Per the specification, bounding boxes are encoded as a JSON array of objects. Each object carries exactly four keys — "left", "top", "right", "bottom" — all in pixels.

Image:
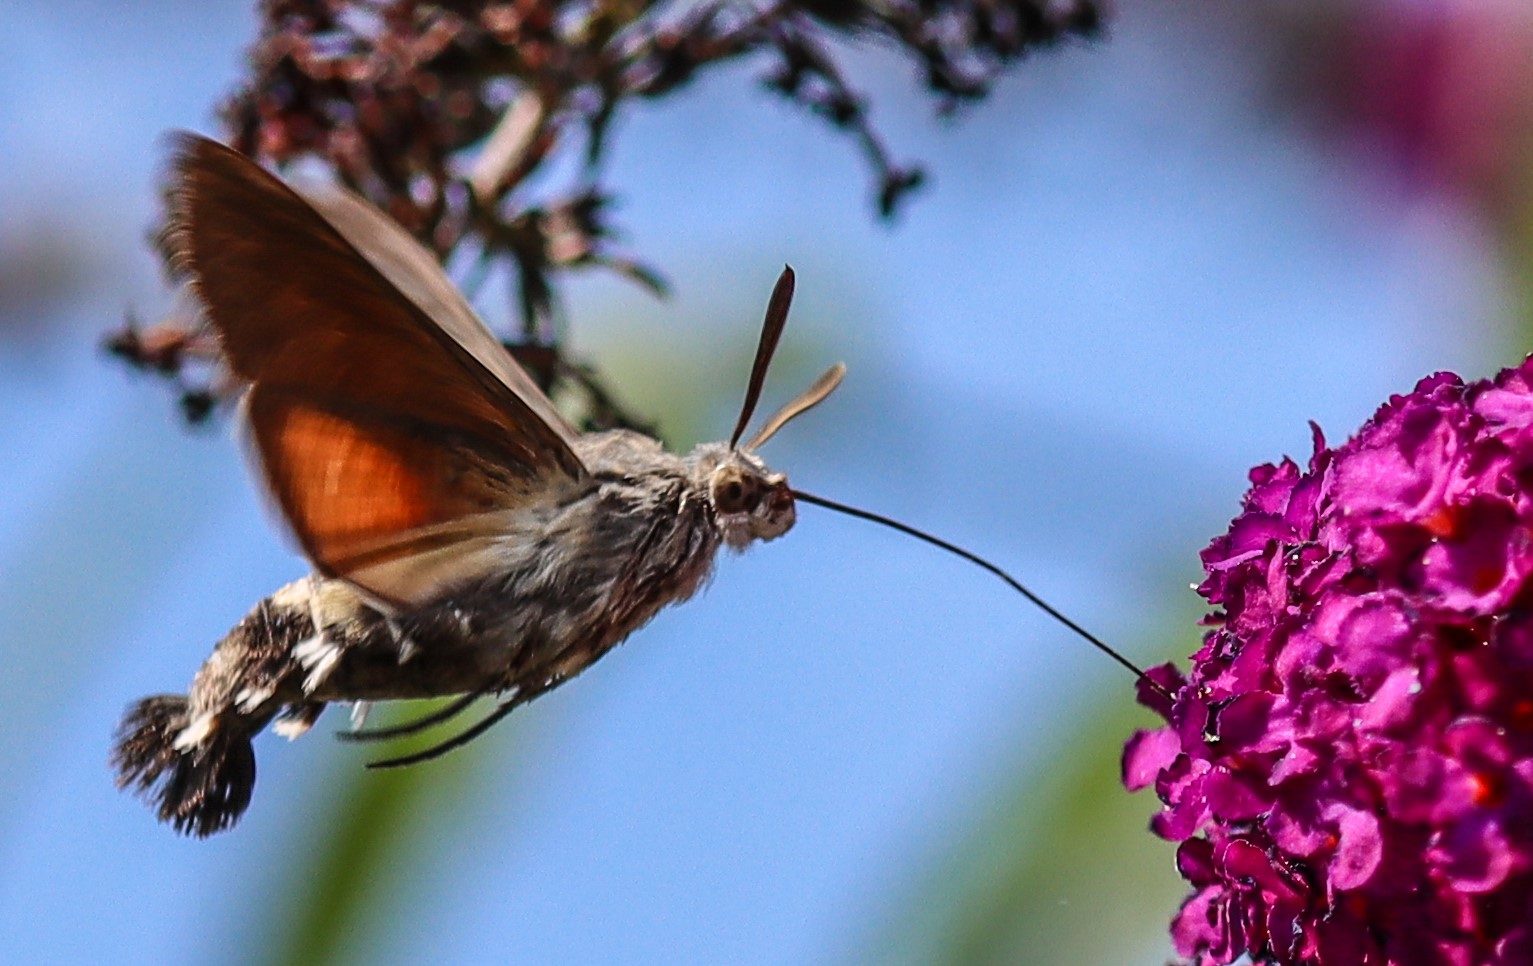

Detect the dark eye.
[{"left": 713, "top": 471, "right": 761, "bottom": 513}]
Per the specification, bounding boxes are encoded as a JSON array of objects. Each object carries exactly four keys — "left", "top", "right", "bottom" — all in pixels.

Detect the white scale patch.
[
  {"left": 294, "top": 632, "right": 343, "bottom": 693},
  {"left": 234, "top": 684, "right": 276, "bottom": 713},
  {"left": 172, "top": 712, "right": 216, "bottom": 751},
  {"left": 272, "top": 714, "right": 312, "bottom": 741}
]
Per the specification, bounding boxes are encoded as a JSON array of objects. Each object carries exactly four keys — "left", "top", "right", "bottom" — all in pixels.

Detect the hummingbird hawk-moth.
[
  {"left": 112, "top": 135, "right": 849, "bottom": 836},
  {"left": 113, "top": 135, "right": 1151, "bottom": 837}
]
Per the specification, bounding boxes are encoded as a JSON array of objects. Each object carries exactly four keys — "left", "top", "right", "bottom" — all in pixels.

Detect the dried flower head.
[
  {"left": 1126, "top": 359, "right": 1533, "bottom": 965},
  {"left": 110, "top": 0, "right": 1102, "bottom": 428}
]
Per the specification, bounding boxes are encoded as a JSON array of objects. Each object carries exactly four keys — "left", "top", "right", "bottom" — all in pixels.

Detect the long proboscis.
[{"left": 791, "top": 489, "right": 1170, "bottom": 700}]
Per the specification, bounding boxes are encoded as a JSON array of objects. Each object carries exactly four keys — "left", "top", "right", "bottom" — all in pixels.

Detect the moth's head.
[
  {"left": 698, "top": 266, "right": 846, "bottom": 549},
  {"left": 690, "top": 445, "right": 795, "bottom": 549}
]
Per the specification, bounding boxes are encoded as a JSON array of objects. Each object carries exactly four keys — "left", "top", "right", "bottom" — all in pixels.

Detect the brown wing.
[
  {"left": 291, "top": 178, "right": 579, "bottom": 442},
  {"left": 167, "top": 134, "right": 587, "bottom": 608}
]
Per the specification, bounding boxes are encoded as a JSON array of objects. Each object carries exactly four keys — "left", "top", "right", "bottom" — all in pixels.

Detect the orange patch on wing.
[
  {"left": 270, "top": 403, "right": 438, "bottom": 542},
  {"left": 246, "top": 390, "right": 507, "bottom": 590}
]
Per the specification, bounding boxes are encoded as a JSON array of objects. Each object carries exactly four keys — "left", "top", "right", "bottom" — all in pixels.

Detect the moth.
[
  {"left": 110, "top": 136, "right": 841, "bottom": 835},
  {"left": 114, "top": 136, "right": 1151, "bottom": 837}
]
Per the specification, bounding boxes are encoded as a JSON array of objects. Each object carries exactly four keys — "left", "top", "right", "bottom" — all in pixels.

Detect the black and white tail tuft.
[{"left": 111, "top": 695, "right": 256, "bottom": 837}]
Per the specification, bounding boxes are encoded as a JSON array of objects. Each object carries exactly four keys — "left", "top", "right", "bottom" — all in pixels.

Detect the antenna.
[
  {"left": 744, "top": 363, "right": 845, "bottom": 451},
  {"left": 730, "top": 266, "right": 795, "bottom": 449}
]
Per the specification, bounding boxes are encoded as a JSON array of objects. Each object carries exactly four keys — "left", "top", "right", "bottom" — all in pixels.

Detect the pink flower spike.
[{"left": 1127, "top": 354, "right": 1533, "bottom": 964}]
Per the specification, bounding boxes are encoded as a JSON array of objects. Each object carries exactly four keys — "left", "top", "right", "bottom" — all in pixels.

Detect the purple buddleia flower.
[{"left": 1126, "top": 359, "right": 1533, "bottom": 966}]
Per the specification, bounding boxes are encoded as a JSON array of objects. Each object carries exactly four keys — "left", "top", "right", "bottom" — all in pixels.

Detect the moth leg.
[
  {"left": 365, "top": 700, "right": 520, "bottom": 768},
  {"left": 365, "top": 681, "right": 557, "bottom": 769},
  {"left": 336, "top": 691, "right": 483, "bottom": 743}
]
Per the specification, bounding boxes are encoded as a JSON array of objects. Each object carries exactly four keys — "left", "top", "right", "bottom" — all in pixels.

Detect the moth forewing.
[
  {"left": 292, "top": 179, "right": 581, "bottom": 445},
  {"left": 169, "top": 135, "right": 588, "bottom": 603}
]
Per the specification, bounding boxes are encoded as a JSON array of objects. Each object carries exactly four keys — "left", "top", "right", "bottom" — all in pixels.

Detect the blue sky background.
[{"left": 0, "top": 2, "right": 1508, "bottom": 964}]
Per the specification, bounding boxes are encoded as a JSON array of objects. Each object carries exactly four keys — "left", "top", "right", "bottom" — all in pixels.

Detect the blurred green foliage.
[{"left": 264, "top": 700, "right": 490, "bottom": 966}]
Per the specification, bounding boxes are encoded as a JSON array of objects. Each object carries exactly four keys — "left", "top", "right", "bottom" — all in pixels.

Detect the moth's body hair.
[{"left": 114, "top": 430, "right": 741, "bottom": 836}]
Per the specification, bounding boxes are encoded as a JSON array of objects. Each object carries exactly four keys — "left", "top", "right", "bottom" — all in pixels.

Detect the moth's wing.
[
  {"left": 168, "top": 134, "right": 587, "bottom": 608},
  {"left": 240, "top": 385, "right": 563, "bottom": 609},
  {"left": 292, "top": 179, "right": 580, "bottom": 442}
]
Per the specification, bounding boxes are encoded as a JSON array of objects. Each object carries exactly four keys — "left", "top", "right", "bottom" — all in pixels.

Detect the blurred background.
[{"left": 2, "top": 0, "right": 1531, "bottom": 963}]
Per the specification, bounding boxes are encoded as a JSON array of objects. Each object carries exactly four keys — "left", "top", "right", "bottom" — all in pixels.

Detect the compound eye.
[{"left": 713, "top": 468, "right": 762, "bottom": 514}]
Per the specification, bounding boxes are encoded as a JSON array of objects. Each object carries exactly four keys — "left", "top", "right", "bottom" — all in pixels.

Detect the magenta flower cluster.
[{"left": 1126, "top": 361, "right": 1533, "bottom": 965}]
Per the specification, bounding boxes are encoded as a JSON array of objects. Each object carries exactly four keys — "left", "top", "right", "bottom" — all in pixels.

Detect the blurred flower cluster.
[
  {"left": 1267, "top": 0, "right": 1533, "bottom": 216},
  {"left": 107, "top": 0, "right": 1101, "bottom": 429},
  {"left": 1127, "top": 359, "right": 1533, "bottom": 965}
]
